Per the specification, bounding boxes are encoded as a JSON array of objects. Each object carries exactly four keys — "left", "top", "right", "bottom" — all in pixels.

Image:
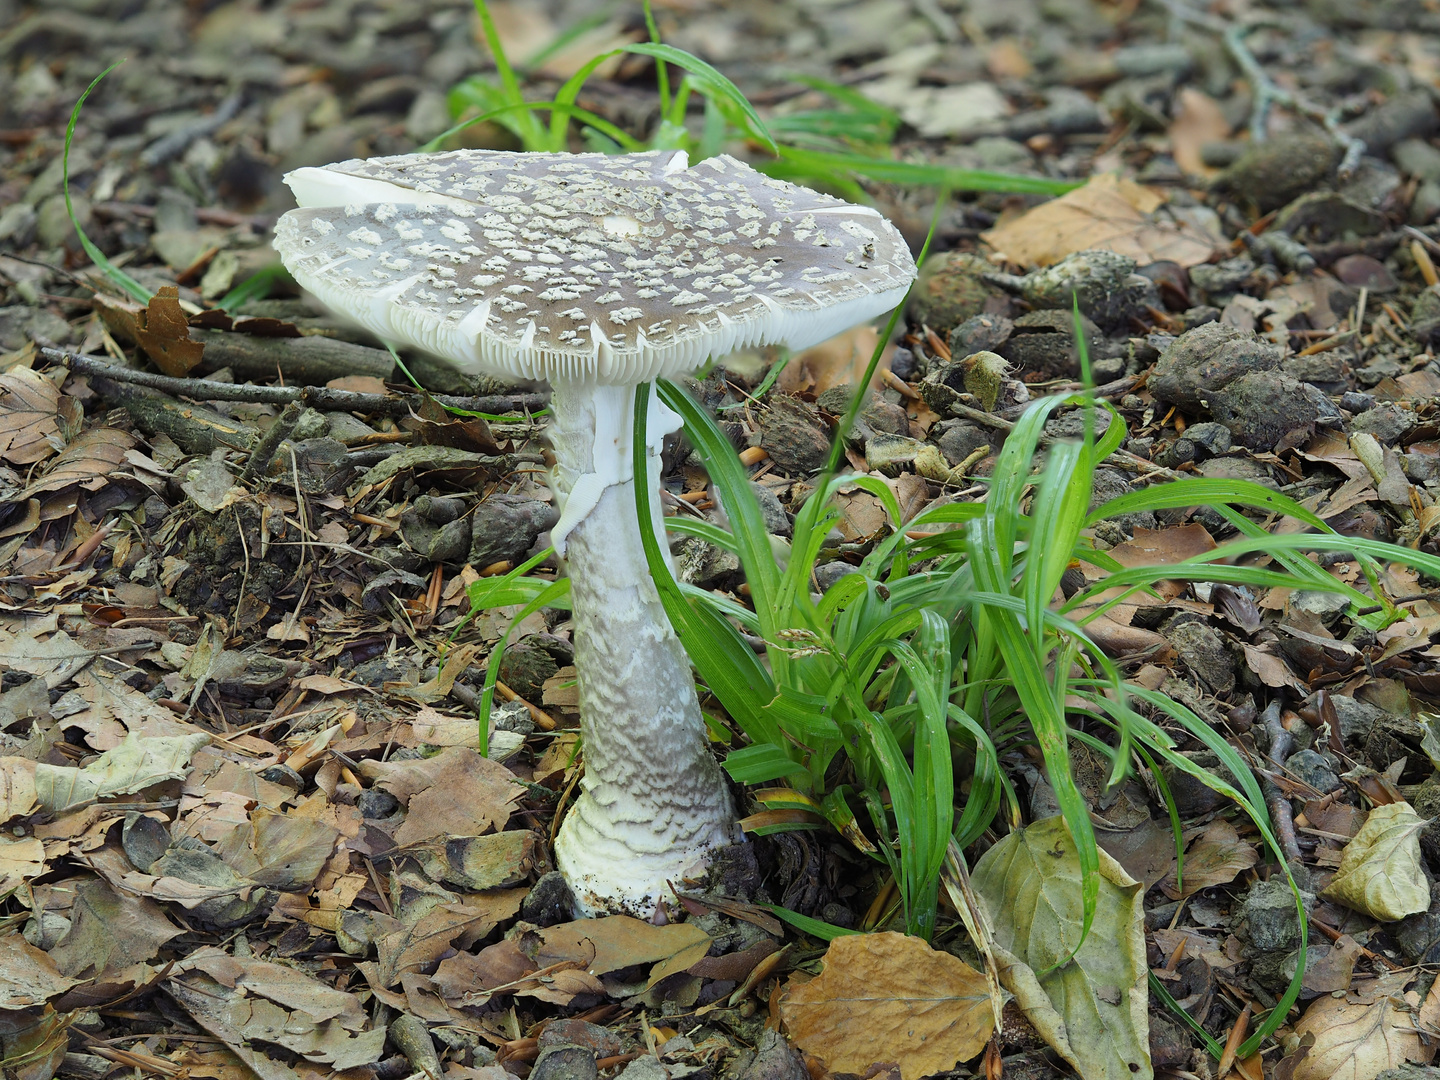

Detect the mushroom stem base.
[{"left": 548, "top": 380, "right": 741, "bottom": 917}]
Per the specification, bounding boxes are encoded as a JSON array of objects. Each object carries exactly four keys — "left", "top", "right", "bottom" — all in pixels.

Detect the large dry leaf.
[
  {"left": 0, "top": 757, "right": 38, "bottom": 822},
  {"left": 534, "top": 915, "right": 713, "bottom": 990},
  {"left": 981, "top": 174, "right": 1219, "bottom": 268},
  {"left": 0, "top": 365, "right": 63, "bottom": 465},
  {"left": 168, "top": 967, "right": 383, "bottom": 1075},
  {"left": 0, "top": 934, "right": 76, "bottom": 1008},
  {"left": 1291, "top": 994, "right": 1423, "bottom": 1080},
  {"left": 781, "top": 931, "right": 993, "bottom": 1080},
  {"left": 185, "top": 947, "right": 368, "bottom": 1027},
  {"left": 972, "top": 815, "right": 1152, "bottom": 1080},
  {"left": 21, "top": 426, "right": 136, "bottom": 499},
  {"left": 358, "top": 746, "right": 519, "bottom": 843},
  {"left": 212, "top": 807, "right": 339, "bottom": 890},
  {"left": 48, "top": 877, "right": 183, "bottom": 979},
  {"left": 1319, "top": 802, "right": 1430, "bottom": 921},
  {"left": 0, "top": 835, "right": 45, "bottom": 892},
  {"left": 374, "top": 890, "right": 525, "bottom": 986},
  {"left": 34, "top": 730, "right": 211, "bottom": 812}
]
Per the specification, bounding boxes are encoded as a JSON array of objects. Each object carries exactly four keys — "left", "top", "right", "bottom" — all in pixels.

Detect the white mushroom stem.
[{"left": 547, "top": 378, "right": 742, "bottom": 916}]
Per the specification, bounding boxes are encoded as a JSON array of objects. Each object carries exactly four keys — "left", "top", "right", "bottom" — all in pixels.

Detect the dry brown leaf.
[
  {"left": 1292, "top": 994, "right": 1423, "bottom": 1080},
  {"left": 358, "top": 745, "right": 519, "bottom": 844},
  {"left": 781, "top": 932, "right": 993, "bottom": 1080},
  {"left": 21, "top": 426, "right": 137, "bottom": 499},
  {"left": 134, "top": 286, "right": 205, "bottom": 376},
  {"left": 981, "top": 174, "right": 1220, "bottom": 268},
  {"left": 535, "top": 915, "right": 713, "bottom": 991},
  {"left": 34, "top": 730, "right": 211, "bottom": 812},
  {"left": 0, "top": 365, "right": 63, "bottom": 465},
  {"left": 0, "top": 756, "right": 38, "bottom": 823},
  {"left": 0, "top": 934, "right": 76, "bottom": 1008},
  {"left": 374, "top": 890, "right": 525, "bottom": 986},
  {"left": 48, "top": 877, "right": 184, "bottom": 979},
  {"left": 0, "top": 834, "right": 45, "bottom": 892},
  {"left": 1168, "top": 88, "right": 1230, "bottom": 177},
  {"left": 213, "top": 807, "right": 340, "bottom": 890},
  {"left": 779, "top": 325, "right": 890, "bottom": 396},
  {"left": 1160, "top": 820, "right": 1259, "bottom": 900}
]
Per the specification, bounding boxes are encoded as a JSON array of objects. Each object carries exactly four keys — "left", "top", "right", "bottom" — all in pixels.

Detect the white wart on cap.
[{"left": 273, "top": 149, "right": 915, "bottom": 380}]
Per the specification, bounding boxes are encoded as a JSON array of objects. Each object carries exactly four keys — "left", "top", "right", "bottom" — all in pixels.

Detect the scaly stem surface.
[{"left": 548, "top": 378, "right": 740, "bottom": 915}]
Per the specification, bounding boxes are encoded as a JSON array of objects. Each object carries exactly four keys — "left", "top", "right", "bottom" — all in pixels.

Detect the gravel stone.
[
  {"left": 1149, "top": 321, "right": 1282, "bottom": 411},
  {"left": 0, "top": 305, "right": 75, "bottom": 351},
  {"left": 905, "top": 251, "right": 998, "bottom": 335},
  {"left": 469, "top": 493, "right": 559, "bottom": 570},
  {"left": 1213, "top": 133, "right": 1342, "bottom": 212},
  {"left": 522, "top": 871, "right": 576, "bottom": 928},
  {"left": 1207, "top": 371, "right": 1319, "bottom": 451},
  {"left": 1284, "top": 748, "right": 1340, "bottom": 792},
  {"left": 1165, "top": 617, "right": 1236, "bottom": 694},
  {"left": 933, "top": 420, "right": 992, "bottom": 466},
  {"left": 1239, "top": 877, "right": 1312, "bottom": 952},
  {"left": 759, "top": 395, "right": 831, "bottom": 474},
  {"left": 1350, "top": 402, "right": 1413, "bottom": 444},
  {"left": 531, "top": 1045, "right": 598, "bottom": 1080}
]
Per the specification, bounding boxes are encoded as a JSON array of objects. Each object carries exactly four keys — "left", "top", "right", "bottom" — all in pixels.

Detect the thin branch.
[{"left": 43, "top": 347, "right": 549, "bottom": 417}]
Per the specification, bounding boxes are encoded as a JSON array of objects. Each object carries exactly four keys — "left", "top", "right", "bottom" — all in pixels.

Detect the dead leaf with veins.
[
  {"left": 1291, "top": 993, "right": 1423, "bottom": 1080},
  {"left": 981, "top": 174, "right": 1220, "bottom": 268},
  {"left": 0, "top": 364, "right": 64, "bottom": 466},
  {"left": 972, "top": 815, "right": 1151, "bottom": 1080},
  {"left": 1159, "top": 819, "right": 1259, "bottom": 900},
  {"left": 534, "top": 915, "right": 713, "bottom": 991},
  {"left": 33, "top": 730, "right": 211, "bottom": 812},
  {"left": 0, "top": 934, "right": 76, "bottom": 1008},
  {"left": 780, "top": 931, "right": 993, "bottom": 1080},
  {"left": 48, "top": 877, "right": 183, "bottom": 980},
  {"left": 0, "top": 834, "right": 45, "bottom": 892},
  {"left": 1319, "top": 801, "right": 1430, "bottom": 921}
]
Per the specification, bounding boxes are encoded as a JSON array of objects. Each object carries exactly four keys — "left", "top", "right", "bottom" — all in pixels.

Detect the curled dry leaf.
[
  {"left": 20, "top": 425, "right": 137, "bottom": 500},
  {"left": 33, "top": 730, "right": 211, "bottom": 813},
  {"left": 1319, "top": 801, "right": 1430, "bottom": 921},
  {"left": 972, "top": 815, "right": 1152, "bottom": 1080},
  {"left": 1291, "top": 993, "right": 1423, "bottom": 1080},
  {"left": 780, "top": 931, "right": 993, "bottom": 1080},
  {"left": 534, "top": 915, "right": 713, "bottom": 991},
  {"left": 0, "top": 935, "right": 76, "bottom": 1008}
]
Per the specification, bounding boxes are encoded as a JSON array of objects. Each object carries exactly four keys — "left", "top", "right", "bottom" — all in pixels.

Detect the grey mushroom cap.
[{"left": 273, "top": 148, "right": 916, "bottom": 383}]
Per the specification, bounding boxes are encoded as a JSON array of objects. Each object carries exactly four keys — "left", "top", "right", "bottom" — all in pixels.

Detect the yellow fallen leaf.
[
  {"left": 1319, "top": 801, "right": 1430, "bottom": 921},
  {"left": 781, "top": 931, "right": 993, "bottom": 1080}
]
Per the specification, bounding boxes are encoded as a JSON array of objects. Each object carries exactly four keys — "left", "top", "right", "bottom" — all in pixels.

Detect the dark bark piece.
[{"left": 190, "top": 327, "right": 395, "bottom": 384}]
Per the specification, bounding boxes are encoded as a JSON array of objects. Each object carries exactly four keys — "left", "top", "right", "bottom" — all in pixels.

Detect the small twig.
[
  {"left": 43, "top": 347, "right": 549, "bottom": 416},
  {"left": 1258, "top": 700, "right": 1302, "bottom": 863},
  {"left": 239, "top": 400, "right": 301, "bottom": 485}
]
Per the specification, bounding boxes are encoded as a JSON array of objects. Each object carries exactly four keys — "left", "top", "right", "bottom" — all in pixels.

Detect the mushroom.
[{"left": 273, "top": 149, "right": 916, "bottom": 916}]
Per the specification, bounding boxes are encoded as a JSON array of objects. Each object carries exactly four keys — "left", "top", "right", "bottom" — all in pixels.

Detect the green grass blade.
[
  {"left": 67, "top": 62, "right": 152, "bottom": 304},
  {"left": 622, "top": 42, "right": 777, "bottom": 154},
  {"left": 472, "top": 0, "right": 547, "bottom": 150},
  {"left": 765, "top": 147, "right": 1082, "bottom": 196}
]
